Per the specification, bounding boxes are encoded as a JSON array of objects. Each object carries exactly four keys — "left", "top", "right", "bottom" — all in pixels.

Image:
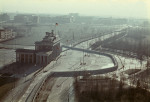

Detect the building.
[
  {"left": 39, "top": 16, "right": 70, "bottom": 24},
  {"left": 32, "top": 15, "right": 39, "bottom": 24},
  {"left": 0, "top": 27, "right": 15, "bottom": 42},
  {"left": 16, "top": 30, "right": 61, "bottom": 65},
  {"left": 69, "top": 13, "right": 79, "bottom": 23},
  {"left": 13, "top": 14, "right": 39, "bottom": 24},
  {"left": 14, "top": 14, "right": 27, "bottom": 23},
  {"left": 0, "top": 13, "right": 10, "bottom": 22}
]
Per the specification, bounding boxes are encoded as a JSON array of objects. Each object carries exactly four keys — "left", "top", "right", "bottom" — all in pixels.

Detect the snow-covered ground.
[
  {"left": 49, "top": 50, "right": 114, "bottom": 72},
  {"left": 114, "top": 54, "right": 147, "bottom": 81},
  {"left": 47, "top": 77, "right": 74, "bottom": 102},
  {"left": 116, "top": 55, "right": 146, "bottom": 70}
]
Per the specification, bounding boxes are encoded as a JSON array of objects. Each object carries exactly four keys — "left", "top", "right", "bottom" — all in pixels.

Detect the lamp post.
[{"left": 24, "top": 73, "right": 26, "bottom": 83}]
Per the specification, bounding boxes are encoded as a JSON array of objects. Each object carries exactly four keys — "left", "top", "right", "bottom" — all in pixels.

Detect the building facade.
[
  {"left": 16, "top": 30, "right": 61, "bottom": 65},
  {"left": 0, "top": 27, "right": 15, "bottom": 41}
]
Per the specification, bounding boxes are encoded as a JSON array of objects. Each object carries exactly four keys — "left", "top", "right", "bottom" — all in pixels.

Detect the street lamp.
[{"left": 24, "top": 73, "right": 26, "bottom": 83}]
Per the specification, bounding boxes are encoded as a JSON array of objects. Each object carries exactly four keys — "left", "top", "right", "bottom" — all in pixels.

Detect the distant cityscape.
[
  {"left": 0, "top": 12, "right": 149, "bottom": 43},
  {"left": 0, "top": 12, "right": 150, "bottom": 25}
]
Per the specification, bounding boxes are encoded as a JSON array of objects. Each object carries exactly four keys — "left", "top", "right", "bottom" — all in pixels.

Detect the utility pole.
[
  {"left": 73, "top": 32, "right": 74, "bottom": 40},
  {"left": 83, "top": 47, "right": 84, "bottom": 65},
  {"left": 24, "top": 73, "right": 26, "bottom": 82},
  {"left": 72, "top": 32, "right": 74, "bottom": 47},
  {"left": 68, "top": 93, "right": 69, "bottom": 102}
]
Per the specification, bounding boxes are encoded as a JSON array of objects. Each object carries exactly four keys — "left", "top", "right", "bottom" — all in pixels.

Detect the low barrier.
[{"left": 53, "top": 45, "right": 118, "bottom": 77}]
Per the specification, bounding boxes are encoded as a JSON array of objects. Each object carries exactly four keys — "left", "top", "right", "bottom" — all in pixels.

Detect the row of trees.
[
  {"left": 91, "top": 27, "right": 150, "bottom": 61},
  {"left": 74, "top": 76, "right": 150, "bottom": 102}
]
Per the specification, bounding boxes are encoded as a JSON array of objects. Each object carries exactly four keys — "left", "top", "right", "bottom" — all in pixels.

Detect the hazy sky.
[{"left": 0, "top": 0, "right": 149, "bottom": 18}]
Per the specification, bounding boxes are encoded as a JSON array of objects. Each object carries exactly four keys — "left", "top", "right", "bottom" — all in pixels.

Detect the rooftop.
[
  {"left": 36, "top": 51, "right": 53, "bottom": 56},
  {"left": 16, "top": 49, "right": 37, "bottom": 53}
]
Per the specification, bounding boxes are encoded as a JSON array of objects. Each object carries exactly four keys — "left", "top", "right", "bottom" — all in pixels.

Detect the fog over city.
[
  {"left": 1, "top": 0, "right": 150, "bottom": 102},
  {"left": 0, "top": 0, "right": 149, "bottom": 18}
]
